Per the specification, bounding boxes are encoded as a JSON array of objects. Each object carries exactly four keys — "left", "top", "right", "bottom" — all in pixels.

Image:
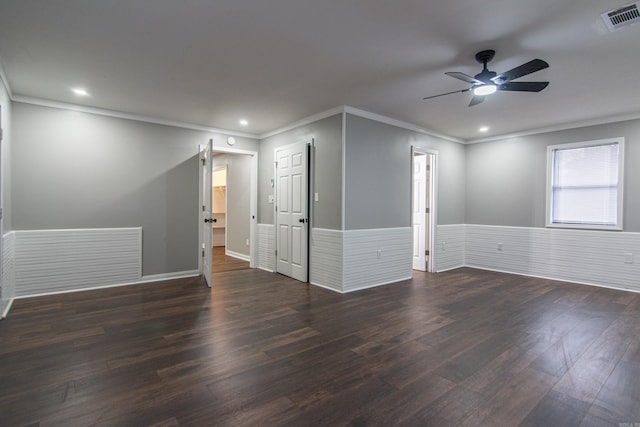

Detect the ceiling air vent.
[{"left": 601, "top": 2, "right": 640, "bottom": 32}]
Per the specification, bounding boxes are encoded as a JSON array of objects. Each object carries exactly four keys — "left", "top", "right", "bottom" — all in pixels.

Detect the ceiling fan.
[{"left": 423, "top": 50, "right": 549, "bottom": 106}]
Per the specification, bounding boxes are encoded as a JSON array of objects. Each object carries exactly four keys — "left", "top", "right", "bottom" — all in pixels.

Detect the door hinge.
[
  {"left": 201, "top": 158, "right": 206, "bottom": 166},
  {"left": 202, "top": 249, "right": 205, "bottom": 257},
  {"left": 202, "top": 205, "right": 206, "bottom": 212},
  {"left": 0, "top": 128, "right": 3, "bottom": 141},
  {"left": 425, "top": 250, "right": 430, "bottom": 256},
  {"left": 426, "top": 207, "right": 430, "bottom": 214},
  {"left": 275, "top": 250, "right": 278, "bottom": 256},
  {"left": 274, "top": 161, "right": 278, "bottom": 168}
]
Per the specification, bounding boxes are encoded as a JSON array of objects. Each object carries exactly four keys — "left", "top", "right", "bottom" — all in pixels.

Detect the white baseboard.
[
  {"left": 225, "top": 250, "right": 251, "bottom": 262},
  {"left": 139, "top": 270, "right": 201, "bottom": 283},
  {"left": 257, "top": 267, "right": 275, "bottom": 273},
  {"left": 310, "top": 281, "right": 343, "bottom": 293},
  {"left": 1, "top": 298, "right": 14, "bottom": 319},
  {"left": 464, "top": 264, "right": 640, "bottom": 295},
  {"left": 342, "top": 276, "right": 413, "bottom": 293},
  {"left": 14, "top": 269, "right": 201, "bottom": 300}
]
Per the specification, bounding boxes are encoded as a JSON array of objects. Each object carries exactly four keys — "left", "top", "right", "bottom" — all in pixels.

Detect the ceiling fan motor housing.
[{"left": 474, "top": 50, "right": 497, "bottom": 83}]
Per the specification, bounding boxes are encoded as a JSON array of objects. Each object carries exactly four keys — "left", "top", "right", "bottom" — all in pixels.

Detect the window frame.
[{"left": 546, "top": 137, "right": 625, "bottom": 231}]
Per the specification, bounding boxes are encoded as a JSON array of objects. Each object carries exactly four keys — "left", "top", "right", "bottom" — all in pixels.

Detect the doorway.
[
  {"left": 211, "top": 154, "right": 252, "bottom": 273},
  {"left": 198, "top": 142, "right": 258, "bottom": 284},
  {"left": 412, "top": 148, "right": 436, "bottom": 272},
  {"left": 274, "top": 140, "right": 312, "bottom": 282}
]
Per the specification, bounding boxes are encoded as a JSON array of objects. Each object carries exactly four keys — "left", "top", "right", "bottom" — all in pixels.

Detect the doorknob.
[{"left": 204, "top": 218, "right": 217, "bottom": 223}]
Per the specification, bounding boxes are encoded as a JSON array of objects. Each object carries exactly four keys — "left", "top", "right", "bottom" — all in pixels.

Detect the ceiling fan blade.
[
  {"left": 491, "top": 59, "right": 549, "bottom": 85},
  {"left": 445, "top": 71, "right": 483, "bottom": 85},
  {"left": 499, "top": 81, "right": 549, "bottom": 92},
  {"left": 469, "top": 95, "right": 485, "bottom": 107},
  {"left": 423, "top": 88, "right": 471, "bottom": 100}
]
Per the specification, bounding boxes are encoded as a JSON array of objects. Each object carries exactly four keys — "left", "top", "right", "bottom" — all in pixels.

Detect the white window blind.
[{"left": 547, "top": 139, "right": 624, "bottom": 230}]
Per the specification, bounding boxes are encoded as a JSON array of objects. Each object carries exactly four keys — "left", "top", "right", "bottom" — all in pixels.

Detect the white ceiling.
[{"left": 0, "top": 0, "right": 639, "bottom": 141}]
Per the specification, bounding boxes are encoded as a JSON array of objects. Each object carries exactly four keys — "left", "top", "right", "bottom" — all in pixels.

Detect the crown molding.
[
  {"left": 12, "top": 95, "right": 260, "bottom": 139},
  {"left": 258, "top": 106, "right": 345, "bottom": 139},
  {"left": 466, "top": 112, "right": 640, "bottom": 144},
  {"left": 343, "top": 106, "right": 464, "bottom": 143},
  {"left": 258, "top": 105, "right": 464, "bottom": 144},
  {"left": 0, "top": 57, "right": 13, "bottom": 99}
]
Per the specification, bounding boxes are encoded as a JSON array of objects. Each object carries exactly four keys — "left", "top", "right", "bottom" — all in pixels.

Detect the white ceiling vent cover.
[{"left": 601, "top": 2, "right": 640, "bottom": 32}]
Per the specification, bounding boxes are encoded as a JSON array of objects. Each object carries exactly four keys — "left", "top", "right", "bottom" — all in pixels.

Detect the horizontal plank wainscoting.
[
  {"left": 435, "top": 224, "right": 466, "bottom": 272},
  {"left": 466, "top": 224, "right": 640, "bottom": 292},
  {"left": 1, "top": 232, "right": 16, "bottom": 318},
  {"left": 14, "top": 228, "right": 142, "bottom": 297},
  {"left": 343, "top": 227, "right": 412, "bottom": 293},
  {"left": 310, "top": 228, "right": 343, "bottom": 292},
  {"left": 257, "top": 224, "right": 275, "bottom": 272}
]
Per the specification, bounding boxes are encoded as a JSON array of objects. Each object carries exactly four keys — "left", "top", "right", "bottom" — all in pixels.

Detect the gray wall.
[
  {"left": 259, "top": 114, "right": 343, "bottom": 229},
  {"left": 11, "top": 102, "right": 259, "bottom": 276},
  {"left": 465, "top": 118, "right": 640, "bottom": 231},
  {"left": 0, "top": 77, "right": 11, "bottom": 311},
  {"left": 344, "top": 114, "right": 466, "bottom": 230},
  {"left": 213, "top": 153, "right": 251, "bottom": 257},
  {"left": 1, "top": 79, "right": 11, "bottom": 232}
]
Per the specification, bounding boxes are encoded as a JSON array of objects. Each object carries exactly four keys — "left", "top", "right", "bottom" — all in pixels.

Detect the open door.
[
  {"left": 413, "top": 153, "right": 427, "bottom": 271},
  {"left": 275, "top": 140, "right": 309, "bottom": 282},
  {"left": 199, "top": 139, "right": 214, "bottom": 287}
]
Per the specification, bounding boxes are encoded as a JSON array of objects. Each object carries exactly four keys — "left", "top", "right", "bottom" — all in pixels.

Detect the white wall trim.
[
  {"left": 0, "top": 56, "right": 13, "bottom": 99},
  {"left": 310, "top": 228, "right": 343, "bottom": 292},
  {"left": 14, "top": 269, "right": 201, "bottom": 300},
  {"left": 225, "top": 250, "right": 251, "bottom": 262},
  {"left": 14, "top": 228, "right": 142, "bottom": 297},
  {"left": 257, "top": 223, "right": 275, "bottom": 272},
  {"left": 343, "top": 276, "right": 413, "bottom": 294},
  {"left": 465, "top": 224, "right": 640, "bottom": 293},
  {"left": 12, "top": 95, "right": 258, "bottom": 139},
  {"left": 139, "top": 270, "right": 200, "bottom": 283},
  {"left": 258, "top": 106, "right": 345, "bottom": 139},
  {"left": 309, "top": 280, "right": 343, "bottom": 294},
  {"left": 467, "top": 112, "right": 640, "bottom": 144},
  {"left": 434, "top": 224, "right": 466, "bottom": 272},
  {"left": 343, "top": 227, "right": 413, "bottom": 292},
  {"left": 1, "top": 298, "right": 13, "bottom": 319},
  {"left": 463, "top": 265, "right": 640, "bottom": 295},
  {"left": 343, "top": 106, "right": 464, "bottom": 144}
]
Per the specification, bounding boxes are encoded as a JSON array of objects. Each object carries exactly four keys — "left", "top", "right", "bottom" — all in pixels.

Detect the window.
[{"left": 547, "top": 138, "right": 624, "bottom": 230}]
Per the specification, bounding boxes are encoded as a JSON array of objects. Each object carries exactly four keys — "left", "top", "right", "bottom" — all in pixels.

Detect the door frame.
[
  {"left": 198, "top": 143, "right": 258, "bottom": 278},
  {"left": 411, "top": 146, "right": 437, "bottom": 273},
  {"left": 273, "top": 139, "right": 313, "bottom": 281}
]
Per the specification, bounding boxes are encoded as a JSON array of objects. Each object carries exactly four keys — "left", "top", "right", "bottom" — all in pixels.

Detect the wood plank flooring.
[
  {"left": 212, "top": 246, "right": 250, "bottom": 273},
  {"left": 1, "top": 267, "right": 639, "bottom": 426}
]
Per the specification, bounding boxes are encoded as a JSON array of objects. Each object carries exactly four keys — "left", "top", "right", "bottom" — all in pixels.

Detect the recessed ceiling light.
[
  {"left": 72, "top": 88, "right": 90, "bottom": 97},
  {"left": 479, "top": 126, "right": 489, "bottom": 132},
  {"left": 239, "top": 119, "right": 248, "bottom": 126}
]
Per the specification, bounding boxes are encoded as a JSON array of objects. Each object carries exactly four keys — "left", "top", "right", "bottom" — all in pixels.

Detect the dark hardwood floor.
[
  {"left": 1, "top": 267, "right": 639, "bottom": 426},
  {"left": 212, "top": 246, "right": 250, "bottom": 273}
]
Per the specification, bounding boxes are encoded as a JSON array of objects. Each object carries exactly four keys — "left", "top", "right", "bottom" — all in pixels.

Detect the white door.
[
  {"left": 200, "top": 139, "right": 214, "bottom": 287},
  {"left": 413, "top": 153, "right": 427, "bottom": 271},
  {"left": 275, "top": 141, "right": 308, "bottom": 282}
]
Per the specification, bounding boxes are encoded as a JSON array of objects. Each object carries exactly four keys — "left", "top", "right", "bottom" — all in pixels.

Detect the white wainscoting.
[
  {"left": 1, "top": 232, "right": 16, "bottom": 318},
  {"left": 14, "top": 228, "right": 142, "bottom": 297},
  {"left": 310, "top": 228, "right": 343, "bottom": 292},
  {"left": 343, "top": 227, "right": 413, "bottom": 293},
  {"left": 435, "top": 224, "right": 466, "bottom": 272},
  {"left": 257, "top": 224, "right": 275, "bottom": 272},
  {"left": 466, "top": 224, "right": 640, "bottom": 293}
]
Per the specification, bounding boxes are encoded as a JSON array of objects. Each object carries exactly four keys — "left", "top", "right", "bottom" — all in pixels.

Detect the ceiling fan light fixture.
[{"left": 473, "top": 84, "right": 497, "bottom": 96}]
